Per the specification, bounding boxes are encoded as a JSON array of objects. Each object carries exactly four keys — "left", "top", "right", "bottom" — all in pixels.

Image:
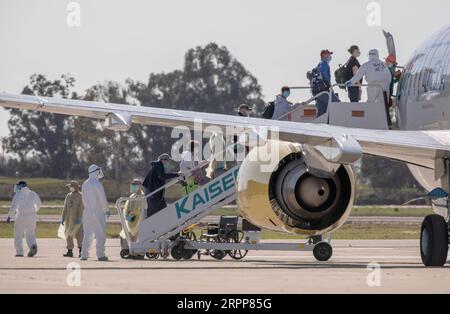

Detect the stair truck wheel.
[
  {"left": 420, "top": 215, "right": 448, "bottom": 267},
  {"left": 120, "top": 249, "right": 130, "bottom": 259},
  {"left": 227, "top": 230, "right": 248, "bottom": 260},
  {"left": 170, "top": 242, "right": 184, "bottom": 260},
  {"left": 145, "top": 252, "right": 159, "bottom": 260},
  {"left": 313, "top": 242, "right": 333, "bottom": 262}
]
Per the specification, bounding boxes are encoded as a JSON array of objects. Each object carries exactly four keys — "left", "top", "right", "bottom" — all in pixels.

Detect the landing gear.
[
  {"left": 420, "top": 215, "right": 449, "bottom": 267},
  {"left": 313, "top": 242, "right": 333, "bottom": 262}
]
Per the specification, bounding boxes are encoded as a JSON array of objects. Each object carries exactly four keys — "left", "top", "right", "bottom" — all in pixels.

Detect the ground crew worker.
[
  {"left": 61, "top": 180, "right": 84, "bottom": 258},
  {"left": 6, "top": 181, "right": 41, "bottom": 257},
  {"left": 80, "top": 164, "right": 110, "bottom": 262}
]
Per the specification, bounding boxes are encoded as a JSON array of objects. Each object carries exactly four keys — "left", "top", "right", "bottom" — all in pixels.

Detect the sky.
[{"left": 0, "top": 0, "right": 449, "bottom": 139}]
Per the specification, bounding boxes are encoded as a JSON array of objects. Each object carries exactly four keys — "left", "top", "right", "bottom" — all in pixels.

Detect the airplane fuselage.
[{"left": 397, "top": 24, "right": 450, "bottom": 191}]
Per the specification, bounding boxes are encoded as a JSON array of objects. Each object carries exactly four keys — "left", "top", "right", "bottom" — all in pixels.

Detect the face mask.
[
  {"left": 355, "top": 51, "right": 361, "bottom": 58},
  {"left": 97, "top": 169, "right": 104, "bottom": 180},
  {"left": 14, "top": 186, "right": 21, "bottom": 194},
  {"left": 327, "top": 56, "right": 333, "bottom": 62},
  {"left": 69, "top": 187, "right": 75, "bottom": 193},
  {"left": 282, "top": 91, "right": 290, "bottom": 98},
  {"left": 130, "top": 185, "right": 139, "bottom": 194}
]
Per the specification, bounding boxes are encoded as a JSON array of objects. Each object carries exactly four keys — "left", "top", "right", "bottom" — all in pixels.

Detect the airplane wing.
[{"left": 1, "top": 92, "right": 449, "bottom": 170}]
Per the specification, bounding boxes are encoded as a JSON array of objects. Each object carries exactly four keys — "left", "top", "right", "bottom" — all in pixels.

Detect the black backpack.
[
  {"left": 307, "top": 64, "right": 330, "bottom": 96},
  {"left": 262, "top": 101, "right": 275, "bottom": 119},
  {"left": 335, "top": 64, "right": 348, "bottom": 90}
]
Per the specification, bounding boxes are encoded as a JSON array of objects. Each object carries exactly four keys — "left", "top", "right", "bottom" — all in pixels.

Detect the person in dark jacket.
[
  {"left": 142, "top": 154, "right": 179, "bottom": 218},
  {"left": 345, "top": 45, "right": 362, "bottom": 102}
]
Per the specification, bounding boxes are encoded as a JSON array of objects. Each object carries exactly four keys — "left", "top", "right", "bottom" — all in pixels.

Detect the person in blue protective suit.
[{"left": 80, "top": 165, "right": 110, "bottom": 261}]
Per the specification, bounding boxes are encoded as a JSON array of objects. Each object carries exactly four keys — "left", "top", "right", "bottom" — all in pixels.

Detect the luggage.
[{"left": 334, "top": 64, "right": 348, "bottom": 90}]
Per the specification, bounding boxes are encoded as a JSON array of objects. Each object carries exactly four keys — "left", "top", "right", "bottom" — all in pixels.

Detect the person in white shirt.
[{"left": 6, "top": 181, "right": 41, "bottom": 257}]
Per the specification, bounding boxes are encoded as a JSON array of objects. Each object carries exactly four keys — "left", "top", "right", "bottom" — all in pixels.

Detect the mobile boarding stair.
[
  {"left": 116, "top": 162, "right": 334, "bottom": 262},
  {"left": 289, "top": 83, "right": 397, "bottom": 130}
]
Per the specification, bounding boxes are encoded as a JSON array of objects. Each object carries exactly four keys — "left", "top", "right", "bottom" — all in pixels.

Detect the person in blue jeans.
[{"left": 316, "top": 49, "right": 340, "bottom": 117}]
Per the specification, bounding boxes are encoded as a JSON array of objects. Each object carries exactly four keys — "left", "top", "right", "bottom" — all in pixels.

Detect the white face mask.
[
  {"left": 69, "top": 187, "right": 75, "bottom": 192},
  {"left": 97, "top": 169, "right": 104, "bottom": 180}
]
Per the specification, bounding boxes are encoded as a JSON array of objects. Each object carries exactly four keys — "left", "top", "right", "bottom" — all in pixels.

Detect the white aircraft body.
[{"left": 1, "top": 24, "right": 449, "bottom": 267}]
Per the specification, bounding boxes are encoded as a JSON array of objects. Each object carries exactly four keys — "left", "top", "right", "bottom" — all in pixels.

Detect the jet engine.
[{"left": 237, "top": 140, "right": 355, "bottom": 236}]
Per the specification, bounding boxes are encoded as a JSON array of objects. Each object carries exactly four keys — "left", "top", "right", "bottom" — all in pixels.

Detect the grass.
[
  {"left": 0, "top": 222, "right": 420, "bottom": 240},
  {"left": 0, "top": 222, "right": 122, "bottom": 239},
  {"left": 0, "top": 176, "right": 182, "bottom": 202},
  {"left": 0, "top": 202, "right": 433, "bottom": 217},
  {"left": 351, "top": 207, "right": 432, "bottom": 217}
]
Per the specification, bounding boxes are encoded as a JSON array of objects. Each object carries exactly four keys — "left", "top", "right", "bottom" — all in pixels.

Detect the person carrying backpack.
[
  {"left": 345, "top": 45, "right": 362, "bottom": 102},
  {"left": 310, "top": 50, "right": 340, "bottom": 117}
]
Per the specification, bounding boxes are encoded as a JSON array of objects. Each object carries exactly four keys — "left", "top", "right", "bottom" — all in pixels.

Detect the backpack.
[
  {"left": 307, "top": 64, "right": 330, "bottom": 96},
  {"left": 262, "top": 101, "right": 275, "bottom": 119},
  {"left": 334, "top": 64, "right": 348, "bottom": 90}
]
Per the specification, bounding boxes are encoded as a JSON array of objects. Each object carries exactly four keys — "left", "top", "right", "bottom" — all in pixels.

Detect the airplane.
[{"left": 0, "top": 24, "right": 449, "bottom": 267}]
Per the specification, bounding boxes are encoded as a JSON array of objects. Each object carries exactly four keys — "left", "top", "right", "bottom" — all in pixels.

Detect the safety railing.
[{"left": 279, "top": 83, "right": 389, "bottom": 124}]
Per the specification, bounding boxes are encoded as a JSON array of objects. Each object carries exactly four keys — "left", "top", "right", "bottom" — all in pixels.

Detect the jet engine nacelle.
[{"left": 237, "top": 140, "right": 355, "bottom": 236}]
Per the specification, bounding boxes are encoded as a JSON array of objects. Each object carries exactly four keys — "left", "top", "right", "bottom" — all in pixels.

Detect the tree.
[
  {"left": 72, "top": 81, "right": 140, "bottom": 195},
  {"left": 359, "top": 155, "right": 425, "bottom": 204},
  {"left": 128, "top": 43, "right": 265, "bottom": 163},
  {"left": 3, "top": 74, "right": 79, "bottom": 178}
]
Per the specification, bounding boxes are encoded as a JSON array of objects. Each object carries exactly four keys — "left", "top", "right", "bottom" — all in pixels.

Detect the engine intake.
[{"left": 237, "top": 140, "right": 355, "bottom": 236}]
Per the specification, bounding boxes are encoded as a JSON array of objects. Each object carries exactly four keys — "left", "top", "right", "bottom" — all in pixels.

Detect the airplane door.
[{"left": 383, "top": 30, "right": 396, "bottom": 58}]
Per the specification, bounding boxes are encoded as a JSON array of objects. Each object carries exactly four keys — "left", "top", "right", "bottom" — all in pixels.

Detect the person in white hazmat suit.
[
  {"left": 6, "top": 181, "right": 41, "bottom": 257},
  {"left": 346, "top": 49, "right": 392, "bottom": 103},
  {"left": 80, "top": 165, "right": 110, "bottom": 261}
]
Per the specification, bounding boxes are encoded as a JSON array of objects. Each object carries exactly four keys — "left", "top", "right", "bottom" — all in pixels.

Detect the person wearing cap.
[
  {"left": 119, "top": 179, "right": 147, "bottom": 259},
  {"left": 345, "top": 45, "right": 362, "bottom": 102},
  {"left": 143, "top": 154, "right": 180, "bottom": 217},
  {"left": 345, "top": 49, "right": 392, "bottom": 103},
  {"left": 6, "top": 181, "right": 41, "bottom": 257},
  {"left": 316, "top": 50, "right": 341, "bottom": 116},
  {"left": 272, "top": 86, "right": 293, "bottom": 121},
  {"left": 61, "top": 180, "right": 84, "bottom": 258}
]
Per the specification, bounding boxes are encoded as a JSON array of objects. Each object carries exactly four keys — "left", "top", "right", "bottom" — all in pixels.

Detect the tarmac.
[{"left": 0, "top": 239, "right": 449, "bottom": 293}]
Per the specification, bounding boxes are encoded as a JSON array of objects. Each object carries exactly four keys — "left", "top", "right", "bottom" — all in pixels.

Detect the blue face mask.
[
  {"left": 282, "top": 91, "right": 290, "bottom": 98},
  {"left": 14, "top": 186, "right": 21, "bottom": 194},
  {"left": 130, "top": 185, "right": 139, "bottom": 194}
]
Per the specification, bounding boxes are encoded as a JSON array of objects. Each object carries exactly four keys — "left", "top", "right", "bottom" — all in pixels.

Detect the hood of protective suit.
[
  {"left": 88, "top": 164, "right": 103, "bottom": 180},
  {"left": 368, "top": 49, "right": 380, "bottom": 62}
]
